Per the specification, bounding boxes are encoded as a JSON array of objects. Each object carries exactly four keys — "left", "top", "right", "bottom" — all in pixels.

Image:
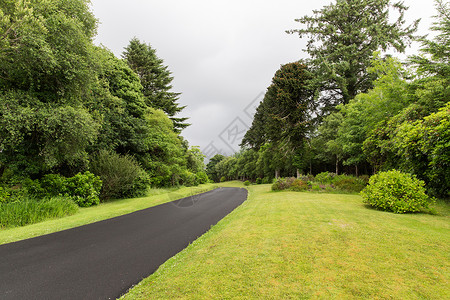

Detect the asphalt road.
[{"left": 0, "top": 187, "right": 247, "bottom": 300}]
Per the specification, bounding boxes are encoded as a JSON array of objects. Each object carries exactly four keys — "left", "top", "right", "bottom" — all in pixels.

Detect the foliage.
[
  {"left": 206, "top": 154, "right": 225, "bottom": 183},
  {"left": 332, "top": 175, "right": 366, "bottom": 193},
  {"left": 0, "top": 197, "right": 78, "bottom": 228},
  {"left": 0, "top": 186, "right": 9, "bottom": 203},
  {"left": 123, "top": 37, "right": 189, "bottom": 132},
  {"left": 290, "top": 179, "right": 308, "bottom": 191},
  {"left": 243, "top": 180, "right": 251, "bottom": 186},
  {"left": 271, "top": 177, "right": 296, "bottom": 191},
  {"left": 26, "top": 172, "right": 101, "bottom": 207},
  {"left": 315, "top": 172, "right": 335, "bottom": 184},
  {"left": 361, "top": 170, "right": 433, "bottom": 213},
  {"left": 243, "top": 62, "right": 315, "bottom": 153},
  {"left": 195, "top": 171, "right": 209, "bottom": 185},
  {"left": 0, "top": 0, "right": 98, "bottom": 101},
  {"left": 288, "top": 0, "right": 418, "bottom": 106},
  {"left": 255, "top": 178, "right": 262, "bottom": 185},
  {"left": 220, "top": 176, "right": 226, "bottom": 183},
  {"left": 90, "top": 150, "right": 149, "bottom": 200},
  {"left": 0, "top": 93, "right": 100, "bottom": 177}
]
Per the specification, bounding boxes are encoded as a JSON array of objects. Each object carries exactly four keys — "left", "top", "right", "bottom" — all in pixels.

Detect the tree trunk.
[
  {"left": 275, "top": 169, "right": 280, "bottom": 179},
  {"left": 335, "top": 156, "right": 339, "bottom": 175},
  {"left": 355, "top": 165, "right": 359, "bottom": 177},
  {"left": 297, "top": 169, "right": 301, "bottom": 179}
]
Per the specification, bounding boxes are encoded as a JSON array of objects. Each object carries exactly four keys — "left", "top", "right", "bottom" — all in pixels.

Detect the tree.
[
  {"left": 206, "top": 154, "right": 225, "bottom": 182},
  {"left": 288, "top": 0, "right": 418, "bottom": 107},
  {"left": 123, "top": 38, "right": 189, "bottom": 132},
  {"left": 409, "top": 0, "right": 449, "bottom": 114},
  {"left": 242, "top": 62, "right": 316, "bottom": 177},
  {"left": 0, "top": 0, "right": 98, "bottom": 102}
]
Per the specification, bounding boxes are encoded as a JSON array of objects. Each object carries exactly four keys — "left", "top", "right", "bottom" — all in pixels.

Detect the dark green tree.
[
  {"left": 122, "top": 38, "right": 189, "bottom": 132},
  {"left": 288, "top": 0, "right": 418, "bottom": 107},
  {"left": 242, "top": 62, "right": 316, "bottom": 177},
  {"left": 206, "top": 154, "right": 225, "bottom": 182}
]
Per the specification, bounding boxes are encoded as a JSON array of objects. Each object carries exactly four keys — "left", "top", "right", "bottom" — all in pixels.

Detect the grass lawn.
[
  {"left": 0, "top": 183, "right": 219, "bottom": 245},
  {"left": 123, "top": 184, "right": 450, "bottom": 299}
]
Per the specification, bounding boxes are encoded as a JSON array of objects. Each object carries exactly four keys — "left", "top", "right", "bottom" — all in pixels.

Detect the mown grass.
[
  {"left": 0, "top": 183, "right": 219, "bottom": 245},
  {"left": 123, "top": 184, "right": 450, "bottom": 299}
]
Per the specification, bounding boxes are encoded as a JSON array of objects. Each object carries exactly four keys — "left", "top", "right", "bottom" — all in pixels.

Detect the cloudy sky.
[{"left": 90, "top": 0, "right": 436, "bottom": 159}]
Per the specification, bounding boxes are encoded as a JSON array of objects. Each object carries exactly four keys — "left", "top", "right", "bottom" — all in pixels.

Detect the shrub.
[
  {"left": 0, "top": 197, "right": 78, "bottom": 228},
  {"left": 196, "top": 171, "right": 209, "bottom": 184},
  {"left": 65, "top": 172, "right": 102, "bottom": 207},
  {"left": 271, "top": 177, "right": 296, "bottom": 191},
  {"left": 262, "top": 177, "right": 271, "bottom": 184},
  {"left": 90, "top": 150, "right": 149, "bottom": 200},
  {"left": 255, "top": 178, "right": 262, "bottom": 184},
  {"left": 0, "top": 187, "right": 9, "bottom": 204},
  {"left": 244, "top": 180, "right": 251, "bottom": 186},
  {"left": 181, "top": 170, "right": 198, "bottom": 187},
  {"left": 360, "top": 170, "right": 433, "bottom": 213},
  {"left": 315, "top": 172, "right": 335, "bottom": 184},
  {"left": 332, "top": 175, "right": 366, "bottom": 193},
  {"left": 220, "top": 176, "right": 227, "bottom": 182},
  {"left": 290, "top": 179, "right": 308, "bottom": 191}
]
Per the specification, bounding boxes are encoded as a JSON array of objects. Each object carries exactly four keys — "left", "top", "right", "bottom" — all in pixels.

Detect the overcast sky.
[{"left": 90, "top": 0, "right": 436, "bottom": 159}]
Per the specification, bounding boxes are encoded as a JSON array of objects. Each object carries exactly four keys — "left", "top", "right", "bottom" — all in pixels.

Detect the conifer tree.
[{"left": 123, "top": 38, "right": 189, "bottom": 132}]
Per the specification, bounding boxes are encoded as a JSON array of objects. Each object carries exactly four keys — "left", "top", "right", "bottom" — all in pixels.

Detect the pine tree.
[
  {"left": 122, "top": 38, "right": 189, "bottom": 132},
  {"left": 288, "top": 0, "right": 419, "bottom": 108}
]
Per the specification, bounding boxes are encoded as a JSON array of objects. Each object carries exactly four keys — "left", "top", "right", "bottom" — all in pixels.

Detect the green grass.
[
  {"left": 0, "top": 197, "right": 79, "bottom": 228},
  {"left": 0, "top": 183, "right": 219, "bottom": 245},
  {"left": 123, "top": 184, "right": 450, "bottom": 299}
]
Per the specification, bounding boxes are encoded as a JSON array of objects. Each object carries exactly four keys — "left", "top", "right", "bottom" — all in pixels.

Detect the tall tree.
[
  {"left": 288, "top": 0, "right": 418, "bottom": 107},
  {"left": 122, "top": 38, "right": 189, "bottom": 132},
  {"left": 0, "top": 0, "right": 98, "bottom": 102}
]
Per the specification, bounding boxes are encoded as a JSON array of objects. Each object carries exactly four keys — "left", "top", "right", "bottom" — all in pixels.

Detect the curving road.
[{"left": 0, "top": 187, "right": 247, "bottom": 300}]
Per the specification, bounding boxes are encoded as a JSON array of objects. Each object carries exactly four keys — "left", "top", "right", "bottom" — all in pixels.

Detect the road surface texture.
[{"left": 0, "top": 187, "right": 247, "bottom": 300}]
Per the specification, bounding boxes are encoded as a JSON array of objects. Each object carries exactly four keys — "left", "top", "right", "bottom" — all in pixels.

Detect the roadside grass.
[
  {"left": 123, "top": 184, "right": 450, "bottom": 299},
  {"left": 0, "top": 183, "right": 221, "bottom": 245}
]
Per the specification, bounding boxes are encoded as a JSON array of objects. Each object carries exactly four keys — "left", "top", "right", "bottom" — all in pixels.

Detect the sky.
[{"left": 90, "top": 0, "right": 437, "bottom": 160}]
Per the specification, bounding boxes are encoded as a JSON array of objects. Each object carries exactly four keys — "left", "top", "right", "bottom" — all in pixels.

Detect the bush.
[
  {"left": 272, "top": 177, "right": 296, "bottom": 191},
  {"left": 315, "top": 172, "right": 336, "bottom": 184},
  {"left": 244, "top": 180, "right": 251, "bottom": 186},
  {"left": 290, "top": 179, "right": 308, "bottom": 191},
  {"left": 181, "top": 170, "right": 198, "bottom": 187},
  {"left": 262, "top": 177, "right": 271, "bottom": 184},
  {"left": 65, "top": 172, "right": 102, "bottom": 207},
  {"left": 0, "top": 197, "right": 78, "bottom": 228},
  {"left": 360, "top": 170, "right": 433, "bottom": 213},
  {"left": 332, "top": 175, "right": 366, "bottom": 193},
  {"left": 255, "top": 178, "right": 262, "bottom": 184},
  {"left": 0, "top": 187, "right": 9, "bottom": 204},
  {"left": 25, "top": 172, "right": 102, "bottom": 207},
  {"left": 220, "top": 176, "right": 227, "bottom": 182},
  {"left": 196, "top": 171, "right": 209, "bottom": 184},
  {"left": 90, "top": 150, "right": 149, "bottom": 200}
]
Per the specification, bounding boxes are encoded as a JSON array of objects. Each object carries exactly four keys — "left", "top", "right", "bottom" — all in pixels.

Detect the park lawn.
[
  {"left": 123, "top": 184, "right": 450, "bottom": 299},
  {"left": 0, "top": 183, "right": 221, "bottom": 245}
]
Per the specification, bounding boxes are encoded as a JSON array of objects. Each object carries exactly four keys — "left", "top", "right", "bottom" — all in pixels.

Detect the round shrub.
[
  {"left": 360, "top": 170, "right": 433, "bottom": 213},
  {"left": 244, "top": 180, "right": 251, "bottom": 186},
  {"left": 255, "top": 178, "right": 262, "bottom": 184},
  {"left": 90, "top": 150, "right": 148, "bottom": 200},
  {"left": 220, "top": 176, "right": 226, "bottom": 182},
  {"left": 65, "top": 172, "right": 102, "bottom": 207}
]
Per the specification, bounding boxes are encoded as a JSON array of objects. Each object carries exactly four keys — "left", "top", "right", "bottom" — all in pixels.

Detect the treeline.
[
  {"left": 208, "top": 0, "right": 449, "bottom": 198},
  {"left": 0, "top": 0, "right": 208, "bottom": 211}
]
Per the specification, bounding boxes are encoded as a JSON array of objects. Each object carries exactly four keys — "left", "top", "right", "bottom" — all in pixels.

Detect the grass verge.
[
  {"left": 123, "top": 184, "right": 450, "bottom": 299},
  {"left": 0, "top": 183, "right": 221, "bottom": 245}
]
